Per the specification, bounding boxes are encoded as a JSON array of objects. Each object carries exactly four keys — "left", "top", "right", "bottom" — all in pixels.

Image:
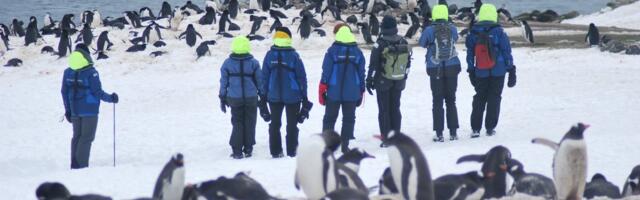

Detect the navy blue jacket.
[
  {"left": 61, "top": 66, "right": 115, "bottom": 117},
  {"left": 262, "top": 46, "right": 308, "bottom": 104},
  {"left": 219, "top": 54, "right": 264, "bottom": 101},
  {"left": 419, "top": 21, "right": 462, "bottom": 77},
  {"left": 321, "top": 42, "right": 366, "bottom": 102},
  {"left": 465, "top": 21, "right": 514, "bottom": 78}
]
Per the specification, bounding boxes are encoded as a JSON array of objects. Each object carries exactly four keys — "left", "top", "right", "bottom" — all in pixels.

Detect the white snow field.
[
  {"left": 564, "top": 1, "right": 640, "bottom": 30},
  {"left": 2, "top": 5, "right": 640, "bottom": 200}
]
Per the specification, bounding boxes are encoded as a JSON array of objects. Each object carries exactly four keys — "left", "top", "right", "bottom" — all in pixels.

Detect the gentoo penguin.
[
  {"left": 199, "top": 7, "right": 217, "bottom": 25},
  {"left": 584, "top": 173, "right": 621, "bottom": 199},
  {"left": 4, "top": 58, "right": 23, "bottom": 67},
  {"left": 11, "top": 18, "right": 26, "bottom": 37},
  {"left": 457, "top": 145, "right": 512, "bottom": 199},
  {"left": 35, "top": 182, "right": 71, "bottom": 199},
  {"left": 152, "top": 153, "right": 185, "bottom": 200},
  {"left": 76, "top": 23, "right": 94, "bottom": 46},
  {"left": 433, "top": 171, "right": 485, "bottom": 200},
  {"left": 91, "top": 10, "right": 103, "bottom": 28},
  {"left": 25, "top": 16, "right": 41, "bottom": 46},
  {"left": 139, "top": 7, "right": 156, "bottom": 21},
  {"left": 506, "top": 158, "right": 557, "bottom": 199},
  {"left": 95, "top": 31, "right": 113, "bottom": 53},
  {"left": 183, "top": 172, "right": 278, "bottom": 200},
  {"left": 521, "top": 20, "right": 534, "bottom": 44},
  {"left": 44, "top": 12, "right": 55, "bottom": 27},
  {"left": 41, "top": 46, "right": 55, "bottom": 55},
  {"left": 532, "top": 123, "right": 589, "bottom": 200},
  {"left": 57, "top": 29, "right": 72, "bottom": 58},
  {"left": 126, "top": 44, "right": 147, "bottom": 52},
  {"left": 323, "top": 188, "right": 369, "bottom": 200},
  {"left": 159, "top": 1, "right": 173, "bottom": 19},
  {"left": 379, "top": 167, "right": 398, "bottom": 195},
  {"left": 249, "top": 15, "right": 268, "bottom": 35},
  {"left": 142, "top": 22, "right": 165, "bottom": 44},
  {"left": 179, "top": 24, "right": 203, "bottom": 47},
  {"left": 103, "top": 17, "right": 125, "bottom": 30},
  {"left": 622, "top": 165, "right": 640, "bottom": 197},
  {"left": 295, "top": 131, "right": 341, "bottom": 200},
  {"left": 379, "top": 131, "right": 435, "bottom": 200},
  {"left": 196, "top": 40, "right": 216, "bottom": 60},
  {"left": 337, "top": 148, "right": 374, "bottom": 173},
  {"left": 586, "top": 23, "right": 600, "bottom": 46},
  {"left": 357, "top": 22, "right": 375, "bottom": 44}
]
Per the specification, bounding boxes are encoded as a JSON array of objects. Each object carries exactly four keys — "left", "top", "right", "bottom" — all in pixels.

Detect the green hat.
[
  {"left": 478, "top": 4, "right": 498, "bottom": 23},
  {"left": 231, "top": 36, "right": 251, "bottom": 54},
  {"left": 68, "top": 51, "right": 91, "bottom": 70},
  {"left": 335, "top": 26, "right": 356, "bottom": 44},
  {"left": 432, "top": 5, "right": 449, "bottom": 21}
]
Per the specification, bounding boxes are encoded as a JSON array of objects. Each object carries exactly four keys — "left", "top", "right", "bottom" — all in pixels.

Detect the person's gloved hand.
[
  {"left": 365, "top": 77, "right": 375, "bottom": 95},
  {"left": 318, "top": 83, "right": 328, "bottom": 106},
  {"left": 111, "top": 93, "right": 119, "bottom": 103},
  {"left": 467, "top": 69, "right": 477, "bottom": 87},
  {"left": 297, "top": 100, "right": 314, "bottom": 124},
  {"left": 258, "top": 96, "right": 271, "bottom": 122},
  {"left": 507, "top": 65, "right": 517, "bottom": 88},
  {"left": 219, "top": 96, "right": 227, "bottom": 113},
  {"left": 65, "top": 111, "right": 71, "bottom": 123}
]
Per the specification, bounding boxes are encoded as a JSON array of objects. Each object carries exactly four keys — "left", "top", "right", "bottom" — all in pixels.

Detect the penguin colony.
[
  {"left": 35, "top": 124, "right": 640, "bottom": 200},
  {"left": 2, "top": 0, "right": 639, "bottom": 67}
]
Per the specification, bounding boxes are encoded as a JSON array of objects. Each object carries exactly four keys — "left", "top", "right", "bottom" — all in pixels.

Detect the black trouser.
[
  {"left": 229, "top": 99, "right": 257, "bottom": 155},
  {"left": 71, "top": 116, "right": 98, "bottom": 169},
  {"left": 322, "top": 100, "right": 357, "bottom": 150},
  {"left": 430, "top": 75, "right": 459, "bottom": 134},
  {"left": 376, "top": 87, "right": 403, "bottom": 138},
  {"left": 268, "top": 102, "right": 301, "bottom": 156},
  {"left": 471, "top": 76, "right": 505, "bottom": 131}
]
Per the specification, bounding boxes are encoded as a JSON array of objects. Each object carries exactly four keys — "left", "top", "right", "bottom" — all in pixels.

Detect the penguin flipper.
[
  {"left": 531, "top": 138, "right": 559, "bottom": 151},
  {"left": 456, "top": 154, "right": 486, "bottom": 164}
]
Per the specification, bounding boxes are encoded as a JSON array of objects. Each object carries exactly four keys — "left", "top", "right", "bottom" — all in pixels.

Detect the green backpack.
[{"left": 381, "top": 40, "right": 411, "bottom": 80}]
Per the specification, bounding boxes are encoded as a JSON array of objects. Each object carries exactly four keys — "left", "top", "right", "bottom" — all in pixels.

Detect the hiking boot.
[
  {"left": 471, "top": 130, "right": 481, "bottom": 138},
  {"left": 272, "top": 153, "right": 285, "bottom": 158},
  {"left": 244, "top": 152, "right": 252, "bottom": 158},
  {"left": 450, "top": 135, "right": 459, "bottom": 141},
  {"left": 432, "top": 135, "right": 444, "bottom": 142},
  {"left": 230, "top": 153, "right": 244, "bottom": 159},
  {"left": 487, "top": 129, "right": 496, "bottom": 136},
  {"left": 450, "top": 129, "right": 458, "bottom": 141},
  {"left": 287, "top": 152, "right": 296, "bottom": 157}
]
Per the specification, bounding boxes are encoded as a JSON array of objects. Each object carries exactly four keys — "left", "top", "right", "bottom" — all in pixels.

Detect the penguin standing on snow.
[
  {"left": 249, "top": 15, "right": 268, "bottom": 35},
  {"left": 357, "top": 22, "right": 375, "bottom": 44},
  {"left": 199, "top": 7, "right": 217, "bottom": 25},
  {"left": 584, "top": 173, "right": 621, "bottom": 199},
  {"left": 521, "top": 20, "right": 534, "bottom": 44},
  {"left": 532, "top": 123, "right": 589, "bottom": 200},
  {"left": 142, "top": 22, "right": 165, "bottom": 44},
  {"left": 11, "top": 18, "right": 26, "bottom": 37},
  {"left": 95, "top": 31, "right": 113, "bottom": 53},
  {"left": 228, "top": 0, "right": 240, "bottom": 19},
  {"left": 81, "top": 10, "right": 95, "bottom": 28},
  {"left": 91, "top": 10, "right": 103, "bottom": 28},
  {"left": 294, "top": 131, "right": 342, "bottom": 200},
  {"left": 57, "top": 29, "right": 72, "bottom": 58},
  {"left": 506, "top": 158, "right": 557, "bottom": 199},
  {"left": 379, "top": 131, "right": 435, "bottom": 200},
  {"left": 433, "top": 171, "right": 485, "bottom": 200},
  {"left": 76, "top": 23, "right": 94, "bottom": 46},
  {"left": 622, "top": 165, "right": 640, "bottom": 197},
  {"left": 152, "top": 153, "right": 185, "bottom": 200},
  {"left": 586, "top": 23, "right": 600, "bottom": 46},
  {"left": 337, "top": 148, "right": 374, "bottom": 173},
  {"left": 456, "top": 145, "right": 512, "bottom": 199},
  {"left": 179, "top": 24, "right": 203, "bottom": 47},
  {"left": 124, "top": 11, "right": 142, "bottom": 28},
  {"left": 0, "top": 33, "right": 8, "bottom": 57},
  {"left": 158, "top": 1, "right": 173, "bottom": 19},
  {"left": 25, "top": 16, "right": 42, "bottom": 46}
]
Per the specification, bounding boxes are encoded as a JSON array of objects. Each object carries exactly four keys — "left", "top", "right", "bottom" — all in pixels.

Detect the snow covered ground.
[
  {"left": 2, "top": 4, "right": 640, "bottom": 200},
  {"left": 564, "top": 1, "right": 640, "bottom": 30}
]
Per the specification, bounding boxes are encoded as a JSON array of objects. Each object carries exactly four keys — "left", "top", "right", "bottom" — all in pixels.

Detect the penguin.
[
  {"left": 323, "top": 188, "right": 369, "bottom": 200},
  {"left": 249, "top": 0, "right": 261, "bottom": 10},
  {"left": 532, "top": 123, "right": 589, "bottom": 200},
  {"left": 41, "top": 46, "right": 55, "bottom": 55},
  {"left": 25, "top": 16, "right": 41, "bottom": 46},
  {"left": 456, "top": 145, "right": 512, "bottom": 199},
  {"left": 228, "top": 0, "right": 240, "bottom": 19},
  {"left": 625, "top": 45, "right": 640, "bottom": 55},
  {"left": 506, "top": 158, "right": 557, "bottom": 199},
  {"left": 81, "top": 10, "right": 95, "bottom": 27},
  {"left": 269, "top": 9, "right": 288, "bottom": 20},
  {"left": 169, "top": 10, "right": 184, "bottom": 31},
  {"left": 124, "top": 11, "right": 142, "bottom": 28},
  {"left": 199, "top": 7, "right": 217, "bottom": 25},
  {"left": 297, "top": 11, "right": 315, "bottom": 39},
  {"left": 586, "top": 23, "right": 600, "bottom": 46},
  {"left": 95, "top": 31, "right": 113, "bottom": 53},
  {"left": 356, "top": 22, "right": 375, "bottom": 44},
  {"left": 218, "top": 10, "right": 232, "bottom": 34},
  {"left": 379, "top": 131, "right": 435, "bottom": 200},
  {"left": 295, "top": 131, "right": 341, "bottom": 200},
  {"left": 196, "top": 40, "right": 216, "bottom": 60},
  {"left": 321, "top": 5, "right": 342, "bottom": 21},
  {"left": 336, "top": 162, "right": 368, "bottom": 193},
  {"left": 142, "top": 22, "right": 165, "bottom": 44},
  {"left": 313, "top": 29, "right": 326, "bottom": 37},
  {"left": 97, "top": 52, "right": 109, "bottom": 60},
  {"left": 249, "top": 15, "right": 268, "bottom": 35},
  {"left": 0, "top": 23, "right": 11, "bottom": 40},
  {"left": 337, "top": 148, "right": 374, "bottom": 173},
  {"left": 159, "top": 1, "right": 173, "bottom": 19},
  {"left": 0, "top": 35, "right": 8, "bottom": 57},
  {"left": 150, "top": 51, "right": 168, "bottom": 58},
  {"left": 44, "top": 12, "right": 55, "bottom": 27},
  {"left": 60, "top": 14, "right": 76, "bottom": 32},
  {"left": 103, "top": 17, "right": 125, "bottom": 30},
  {"left": 152, "top": 153, "right": 185, "bottom": 200},
  {"left": 622, "top": 165, "right": 640, "bottom": 197},
  {"left": 247, "top": 35, "right": 265, "bottom": 41},
  {"left": 139, "top": 7, "right": 156, "bottom": 21},
  {"left": 4, "top": 58, "right": 23, "bottom": 67},
  {"left": 184, "top": 172, "right": 278, "bottom": 200},
  {"left": 181, "top": 1, "right": 204, "bottom": 15},
  {"left": 57, "top": 29, "right": 72, "bottom": 58},
  {"left": 260, "top": 0, "right": 271, "bottom": 11},
  {"left": 433, "top": 171, "right": 485, "bottom": 200},
  {"left": 404, "top": 24, "right": 420, "bottom": 39},
  {"left": 270, "top": 18, "right": 283, "bottom": 33},
  {"left": 153, "top": 41, "right": 167, "bottom": 48},
  {"left": 584, "top": 173, "right": 621, "bottom": 199},
  {"left": 76, "top": 23, "right": 94, "bottom": 46},
  {"left": 91, "top": 10, "right": 103, "bottom": 28},
  {"left": 346, "top": 15, "right": 358, "bottom": 27},
  {"left": 35, "top": 182, "right": 71, "bottom": 200},
  {"left": 363, "top": 0, "right": 375, "bottom": 14},
  {"left": 11, "top": 18, "right": 26, "bottom": 37},
  {"left": 179, "top": 24, "right": 203, "bottom": 47},
  {"left": 378, "top": 167, "right": 398, "bottom": 195},
  {"left": 521, "top": 20, "right": 534, "bottom": 44},
  {"left": 126, "top": 44, "right": 147, "bottom": 52},
  {"left": 218, "top": 32, "right": 234, "bottom": 38},
  {"left": 245, "top": 9, "right": 259, "bottom": 14},
  {"left": 205, "top": 0, "right": 220, "bottom": 10},
  {"left": 368, "top": 13, "right": 380, "bottom": 36}
]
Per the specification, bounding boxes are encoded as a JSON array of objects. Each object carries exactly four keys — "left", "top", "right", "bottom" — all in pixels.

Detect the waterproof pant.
[
  {"left": 471, "top": 76, "right": 505, "bottom": 131},
  {"left": 430, "top": 75, "right": 459, "bottom": 134},
  {"left": 229, "top": 101, "right": 257, "bottom": 155},
  {"left": 376, "top": 87, "right": 403, "bottom": 138},
  {"left": 322, "top": 101, "right": 357, "bottom": 151},
  {"left": 268, "top": 102, "right": 301, "bottom": 157},
  {"left": 71, "top": 116, "right": 98, "bottom": 169}
]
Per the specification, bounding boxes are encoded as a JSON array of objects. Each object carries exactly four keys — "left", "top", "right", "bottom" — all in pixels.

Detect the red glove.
[{"left": 319, "top": 83, "right": 328, "bottom": 106}]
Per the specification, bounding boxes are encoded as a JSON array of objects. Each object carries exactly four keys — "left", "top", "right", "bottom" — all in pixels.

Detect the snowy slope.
[
  {"left": 563, "top": 1, "right": 640, "bottom": 30},
  {"left": 2, "top": 7, "right": 640, "bottom": 200}
]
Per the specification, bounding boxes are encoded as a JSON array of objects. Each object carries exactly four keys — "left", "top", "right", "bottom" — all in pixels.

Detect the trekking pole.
[{"left": 113, "top": 103, "right": 116, "bottom": 167}]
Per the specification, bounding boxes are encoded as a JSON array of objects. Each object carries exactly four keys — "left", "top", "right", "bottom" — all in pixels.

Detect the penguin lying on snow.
[
  {"left": 35, "top": 182, "right": 112, "bottom": 200},
  {"left": 182, "top": 172, "right": 279, "bottom": 200},
  {"left": 532, "top": 123, "right": 589, "bottom": 200},
  {"left": 506, "top": 158, "right": 556, "bottom": 199},
  {"left": 4, "top": 58, "right": 23, "bottom": 67},
  {"left": 41, "top": 46, "right": 55, "bottom": 55},
  {"left": 196, "top": 40, "right": 217, "bottom": 60},
  {"left": 584, "top": 173, "right": 621, "bottom": 199},
  {"left": 622, "top": 165, "right": 640, "bottom": 197},
  {"left": 153, "top": 41, "right": 167, "bottom": 48},
  {"left": 150, "top": 51, "right": 168, "bottom": 58},
  {"left": 152, "top": 153, "right": 185, "bottom": 200},
  {"left": 456, "top": 145, "right": 512, "bottom": 199},
  {"left": 433, "top": 171, "right": 485, "bottom": 200},
  {"left": 295, "top": 131, "right": 341, "bottom": 200}
]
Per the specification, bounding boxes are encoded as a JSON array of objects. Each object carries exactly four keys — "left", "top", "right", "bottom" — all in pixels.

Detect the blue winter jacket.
[
  {"left": 262, "top": 46, "right": 308, "bottom": 104},
  {"left": 321, "top": 42, "right": 366, "bottom": 102},
  {"left": 219, "top": 54, "right": 264, "bottom": 100},
  {"left": 419, "top": 21, "right": 462, "bottom": 76},
  {"left": 61, "top": 66, "right": 115, "bottom": 117},
  {"left": 465, "top": 21, "right": 514, "bottom": 78}
]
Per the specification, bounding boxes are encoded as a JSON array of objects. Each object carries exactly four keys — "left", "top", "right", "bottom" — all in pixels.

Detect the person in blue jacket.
[
  {"left": 319, "top": 24, "right": 366, "bottom": 153},
  {"left": 61, "top": 44, "right": 118, "bottom": 169},
  {"left": 465, "top": 4, "right": 517, "bottom": 138},
  {"left": 219, "top": 36, "right": 264, "bottom": 159},
  {"left": 261, "top": 27, "right": 309, "bottom": 158}
]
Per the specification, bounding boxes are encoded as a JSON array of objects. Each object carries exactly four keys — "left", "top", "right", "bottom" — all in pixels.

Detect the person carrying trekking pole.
[
  {"left": 465, "top": 4, "right": 517, "bottom": 138},
  {"left": 418, "top": 5, "right": 461, "bottom": 142},
  {"left": 366, "top": 15, "right": 411, "bottom": 147},
  {"left": 61, "top": 43, "right": 118, "bottom": 169}
]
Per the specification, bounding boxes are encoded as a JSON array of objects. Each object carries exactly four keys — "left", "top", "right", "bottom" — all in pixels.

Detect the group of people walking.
[{"left": 61, "top": 3, "right": 517, "bottom": 166}]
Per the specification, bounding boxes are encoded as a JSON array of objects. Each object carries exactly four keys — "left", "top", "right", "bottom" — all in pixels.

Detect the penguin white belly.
[
  {"left": 297, "top": 139, "right": 329, "bottom": 199},
  {"left": 407, "top": 157, "right": 419, "bottom": 200},
  {"left": 553, "top": 140, "right": 587, "bottom": 200},
  {"left": 162, "top": 167, "right": 185, "bottom": 200},
  {"left": 0, "top": 41, "right": 6, "bottom": 56},
  {"left": 149, "top": 30, "right": 160, "bottom": 43},
  {"left": 388, "top": 146, "right": 404, "bottom": 197},
  {"left": 93, "top": 12, "right": 102, "bottom": 27},
  {"left": 467, "top": 188, "right": 485, "bottom": 199}
]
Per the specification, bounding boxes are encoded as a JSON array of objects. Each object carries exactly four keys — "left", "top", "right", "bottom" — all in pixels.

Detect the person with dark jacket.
[
  {"left": 419, "top": 5, "right": 461, "bottom": 142},
  {"left": 366, "top": 16, "right": 411, "bottom": 146},
  {"left": 219, "top": 36, "right": 264, "bottom": 159},
  {"left": 319, "top": 24, "right": 366, "bottom": 153},
  {"left": 465, "top": 4, "right": 517, "bottom": 138},
  {"left": 261, "top": 27, "right": 310, "bottom": 158},
  {"left": 61, "top": 44, "right": 118, "bottom": 169}
]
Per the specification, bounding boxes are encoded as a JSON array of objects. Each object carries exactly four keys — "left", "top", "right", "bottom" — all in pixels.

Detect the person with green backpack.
[
  {"left": 366, "top": 15, "right": 411, "bottom": 146},
  {"left": 418, "top": 4, "right": 461, "bottom": 142}
]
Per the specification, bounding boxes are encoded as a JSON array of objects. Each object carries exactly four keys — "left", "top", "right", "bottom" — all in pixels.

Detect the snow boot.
[
  {"left": 471, "top": 130, "right": 481, "bottom": 138},
  {"left": 432, "top": 135, "right": 444, "bottom": 142},
  {"left": 230, "top": 153, "right": 244, "bottom": 159},
  {"left": 243, "top": 146, "right": 253, "bottom": 158},
  {"left": 272, "top": 153, "right": 284, "bottom": 158},
  {"left": 487, "top": 129, "right": 496, "bottom": 136},
  {"left": 341, "top": 139, "right": 350, "bottom": 154},
  {"left": 450, "top": 129, "right": 458, "bottom": 141}
]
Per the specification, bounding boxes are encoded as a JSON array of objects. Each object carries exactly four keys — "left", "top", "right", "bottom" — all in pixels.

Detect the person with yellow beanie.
[
  {"left": 319, "top": 24, "right": 366, "bottom": 153},
  {"left": 260, "top": 27, "right": 310, "bottom": 158},
  {"left": 465, "top": 3, "right": 516, "bottom": 139},
  {"left": 219, "top": 36, "right": 264, "bottom": 159}
]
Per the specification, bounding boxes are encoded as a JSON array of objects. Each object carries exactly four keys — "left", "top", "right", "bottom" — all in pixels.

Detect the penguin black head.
[
  {"left": 627, "top": 165, "right": 640, "bottom": 188},
  {"left": 35, "top": 182, "right": 70, "bottom": 200},
  {"left": 320, "top": 130, "right": 341, "bottom": 152},
  {"left": 506, "top": 158, "right": 525, "bottom": 178},
  {"left": 172, "top": 153, "right": 184, "bottom": 167},
  {"left": 591, "top": 173, "right": 607, "bottom": 182},
  {"left": 564, "top": 122, "right": 589, "bottom": 140},
  {"left": 30, "top": 16, "right": 36, "bottom": 22},
  {"left": 338, "top": 148, "right": 375, "bottom": 164},
  {"left": 186, "top": 24, "right": 195, "bottom": 30}
]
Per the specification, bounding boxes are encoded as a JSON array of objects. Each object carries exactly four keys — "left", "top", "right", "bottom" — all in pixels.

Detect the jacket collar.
[
  {"left": 270, "top": 46, "right": 295, "bottom": 51},
  {"left": 230, "top": 53, "right": 253, "bottom": 60}
]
